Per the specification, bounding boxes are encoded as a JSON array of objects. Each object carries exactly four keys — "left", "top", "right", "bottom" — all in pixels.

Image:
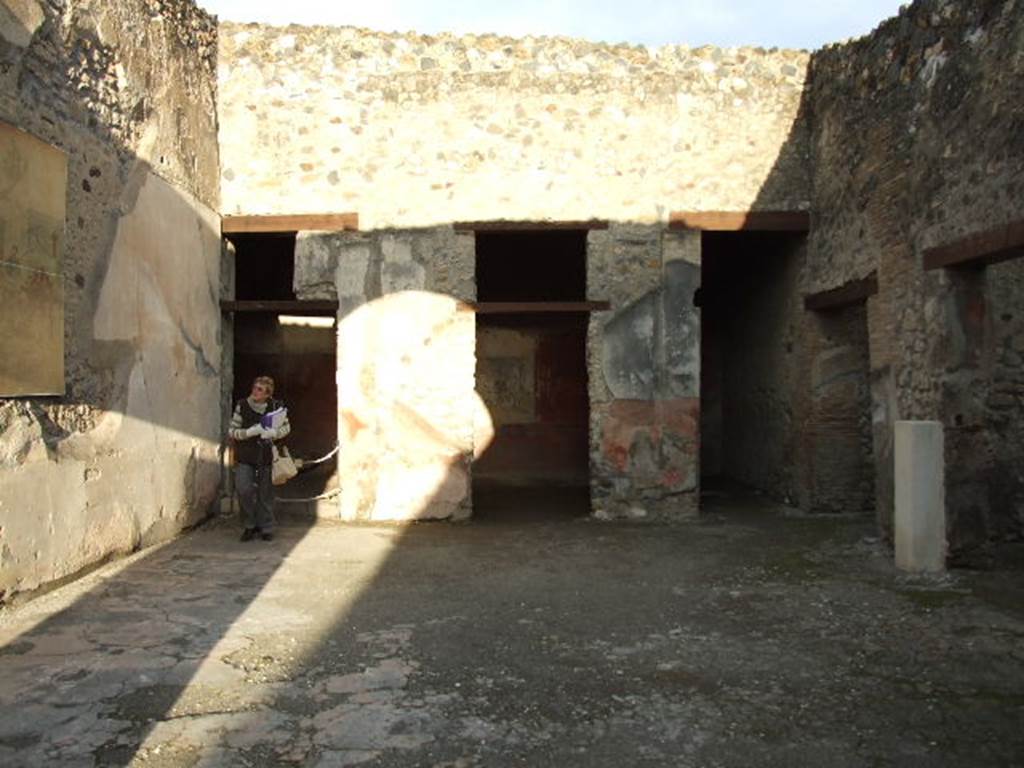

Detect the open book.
[{"left": 260, "top": 407, "right": 287, "bottom": 430}]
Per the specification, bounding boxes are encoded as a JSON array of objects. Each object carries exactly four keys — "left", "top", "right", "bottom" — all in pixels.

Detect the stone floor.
[{"left": 2, "top": 488, "right": 1024, "bottom": 767}]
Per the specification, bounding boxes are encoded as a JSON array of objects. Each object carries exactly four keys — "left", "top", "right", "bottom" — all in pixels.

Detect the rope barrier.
[
  {"left": 275, "top": 444, "right": 341, "bottom": 503},
  {"left": 275, "top": 488, "right": 341, "bottom": 504},
  {"left": 222, "top": 443, "right": 341, "bottom": 506},
  {"left": 295, "top": 444, "right": 339, "bottom": 469}
]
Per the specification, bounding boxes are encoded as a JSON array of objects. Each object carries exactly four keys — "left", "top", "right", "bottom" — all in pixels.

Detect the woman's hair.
[{"left": 253, "top": 375, "right": 275, "bottom": 395}]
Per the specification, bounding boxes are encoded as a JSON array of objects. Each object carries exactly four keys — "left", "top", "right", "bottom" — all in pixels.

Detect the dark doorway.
[
  {"left": 232, "top": 233, "right": 296, "bottom": 301},
  {"left": 473, "top": 230, "right": 591, "bottom": 520},
  {"left": 699, "top": 231, "right": 805, "bottom": 507},
  {"left": 228, "top": 233, "right": 338, "bottom": 505},
  {"left": 475, "top": 230, "right": 587, "bottom": 301}
]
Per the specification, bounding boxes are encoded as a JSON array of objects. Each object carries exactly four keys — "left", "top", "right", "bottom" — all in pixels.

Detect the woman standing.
[{"left": 229, "top": 375, "right": 290, "bottom": 541}]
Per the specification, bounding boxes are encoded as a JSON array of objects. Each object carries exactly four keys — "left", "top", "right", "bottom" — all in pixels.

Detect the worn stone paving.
[{"left": 1, "top": 492, "right": 1023, "bottom": 767}]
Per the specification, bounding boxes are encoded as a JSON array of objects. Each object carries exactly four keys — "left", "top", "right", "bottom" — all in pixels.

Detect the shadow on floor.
[{"left": 3, "top": 486, "right": 1024, "bottom": 767}]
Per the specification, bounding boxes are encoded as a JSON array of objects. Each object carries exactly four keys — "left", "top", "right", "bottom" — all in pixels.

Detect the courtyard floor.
[{"left": 1, "top": 490, "right": 1023, "bottom": 767}]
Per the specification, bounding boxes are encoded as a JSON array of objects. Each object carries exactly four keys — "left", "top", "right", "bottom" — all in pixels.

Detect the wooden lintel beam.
[
  {"left": 220, "top": 300, "right": 339, "bottom": 314},
  {"left": 453, "top": 220, "right": 609, "bottom": 232},
  {"left": 804, "top": 273, "right": 878, "bottom": 311},
  {"left": 668, "top": 210, "right": 810, "bottom": 232},
  {"left": 222, "top": 213, "right": 359, "bottom": 234},
  {"left": 473, "top": 301, "right": 611, "bottom": 314},
  {"left": 923, "top": 219, "right": 1024, "bottom": 270}
]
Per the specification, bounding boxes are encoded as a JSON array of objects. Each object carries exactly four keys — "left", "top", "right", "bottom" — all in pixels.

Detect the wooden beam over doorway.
[
  {"left": 803, "top": 272, "right": 878, "bottom": 311},
  {"left": 222, "top": 213, "right": 359, "bottom": 234},
  {"left": 220, "top": 300, "right": 339, "bottom": 314},
  {"left": 922, "top": 218, "right": 1024, "bottom": 271},
  {"left": 668, "top": 210, "right": 810, "bottom": 232},
  {"left": 472, "top": 301, "right": 611, "bottom": 314},
  {"left": 453, "top": 220, "right": 609, "bottom": 232}
]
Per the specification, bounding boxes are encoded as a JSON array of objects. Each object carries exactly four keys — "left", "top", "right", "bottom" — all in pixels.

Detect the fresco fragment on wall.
[{"left": 0, "top": 121, "right": 66, "bottom": 395}]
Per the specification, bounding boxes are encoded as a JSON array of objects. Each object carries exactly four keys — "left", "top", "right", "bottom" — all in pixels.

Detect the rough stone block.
[
  {"left": 380, "top": 234, "right": 413, "bottom": 263},
  {"left": 662, "top": 230, "right": 701, "bottom": 266},
  {"left": 381, "top": 260, "right": 426, "bottom": 293},
  {"left": 894, "top": 420, "right": 946, "bottom": 573},
  {"left": 294, "top": 232, "right": 341, "bottom": 300}
]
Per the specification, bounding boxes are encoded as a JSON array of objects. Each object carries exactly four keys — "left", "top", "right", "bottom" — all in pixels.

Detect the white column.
[{"left": 894, "top": 420, "right": 946, "bottom": 573}]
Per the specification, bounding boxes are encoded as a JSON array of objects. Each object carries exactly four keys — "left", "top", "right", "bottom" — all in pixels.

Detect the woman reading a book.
[{"left": 228, "top": 375, "right": 291, "bottom": 542}]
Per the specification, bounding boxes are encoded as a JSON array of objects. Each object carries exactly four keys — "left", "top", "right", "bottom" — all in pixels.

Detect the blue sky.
[{"left": 197, "top": 0, "right": 908, "bottom": 50}]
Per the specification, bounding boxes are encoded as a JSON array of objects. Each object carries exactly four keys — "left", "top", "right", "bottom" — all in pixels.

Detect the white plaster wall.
[{"left": 0, "top": 170, "right": 222, "bottom": 598}]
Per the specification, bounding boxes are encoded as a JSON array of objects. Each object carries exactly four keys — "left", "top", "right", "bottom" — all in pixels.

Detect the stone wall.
[
  {"left": 984, "top": 260, "right": 1024, "bottom": 541},
  {"left": 3, "top": 0, "right": 1015, "bottom": 595},
  {"left": 797, "top": 301, "right": 875, "bottom": 514},
  {"left": 296, "top": 223, "right": 705, "bottom": 521},
  {"left": 218, "top": 23, "right": 811, "bottom": 227},
  {"left": 216, "top": 20, "right": 815, "bottom": 524},
  {"left": 932, "top": 260, "right": 1024, "bottom": 550},
  {"left": 806, "top": 0, "right": 1024, "bottom": 546},
  {"left": 0, "top": 0, "right": 221, "bottom": 602},
  {"left": 294, "top": 228, "right": 479, "bottom": 521}
]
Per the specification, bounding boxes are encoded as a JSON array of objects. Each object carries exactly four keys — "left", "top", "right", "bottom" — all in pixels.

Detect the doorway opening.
[
  {"left": 699, "top": 230, "right": 805, "bottom": 510},
  {"left": 228, "top": 233, "right": 338, "bottom": 505},
  {"left": 801, "top": 299, "right": 875, "bottom": 515},
  {"left": 473, "top": 230, "right": 591, "bottom": 521}
]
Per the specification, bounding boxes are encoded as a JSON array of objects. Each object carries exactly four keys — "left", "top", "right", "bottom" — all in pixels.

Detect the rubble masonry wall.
[
  {"left": 807, "top": 0, "right": 1024, "bottom": 546},
  {"left": 217, "top": 23, "right": 811, "bottom": 228}
]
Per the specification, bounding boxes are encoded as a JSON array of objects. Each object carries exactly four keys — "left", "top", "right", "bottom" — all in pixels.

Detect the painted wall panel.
[{"left": 0, "top": 121, "right": 66, "bottom": 395}]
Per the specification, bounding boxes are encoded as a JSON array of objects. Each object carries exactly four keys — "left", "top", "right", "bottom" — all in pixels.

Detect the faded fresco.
[{"left": 0, "top": 121, "right": 66, "bottom": 395}]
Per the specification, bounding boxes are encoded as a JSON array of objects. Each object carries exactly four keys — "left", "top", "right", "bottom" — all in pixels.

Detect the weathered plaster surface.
[
  {"left": 218, "top": 23, "right": 810, "bottom": 227},
  {"left": 0, "top": 0, "right": 220, "bottom": 602},
  {"left": 588, "top": 226, "right": 701, "bottom": 519},
  {"left": 0, "top": 167, "right": 222, "bottom": 601},
  {"left": 295, "top": 228, "right": 479, "bottom": 521},
  {"left": 477, "top": 328, "right": 537, "bottom": 428}
]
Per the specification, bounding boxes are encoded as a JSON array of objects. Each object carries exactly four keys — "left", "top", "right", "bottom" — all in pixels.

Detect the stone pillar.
[
  {"left": 587, "top": 225, "right": 701, "bottom": 520},
  {"left": 894, "top": 420, "right": 946, "bottom": 573},
  {"left": 295, "top": 228, "right": 478, "bottom": 522}
]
